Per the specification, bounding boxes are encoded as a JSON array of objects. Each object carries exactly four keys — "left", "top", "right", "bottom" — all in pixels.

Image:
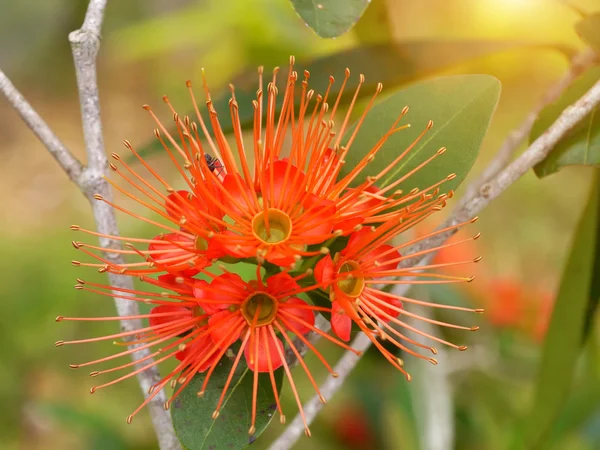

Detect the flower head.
[
  {"left": 57, "top": 270, "right": 354, "bottom": 435},
  {"left": 61, "top": 57, "right": 484, "bottom": 436},
  {"left": 315, "top": 216, "right": 483, "bottom": 379},
  {"left": 70, "top": 57, "right": 445, "bottom": 277},
  {"left": 56, "top": 274, "right": 221, "bottom": 423},
  {"left": 192, "top": 270, "right": 355, "bottom": 435}
]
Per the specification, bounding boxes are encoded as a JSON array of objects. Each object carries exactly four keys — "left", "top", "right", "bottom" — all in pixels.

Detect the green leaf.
[
  {"left": 576, "top": 12, "right": 600, "bottom": 52},
  {"left": 532, "top": 66, "right": 600, "bottom": 178},
  {"left": 516, "top": 175, "right": 600, "bottom": 450},
  {"left": 289, "top": 0, "right": 370, "bottom": 38},
  {"left": 136, "top": 41, "right": 557, "bottom": 160},
  {"left": 341, "top": 75, "right": 501, "bottom": 194},
  {"left": 172, "top": 358, "right": 283, "bottom": 449}
]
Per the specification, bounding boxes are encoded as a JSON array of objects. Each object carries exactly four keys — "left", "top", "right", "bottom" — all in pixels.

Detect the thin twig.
[
  {"left": 68, "top": 1, "right": 181, "bottom": 449},
  {"left": 0, "top": 1, "right": 180, "bottom": 449},
  {"left": 465, "top": 49, "right": 597, "bottom": 197},
  {"left": 270, "top": 77, "right": 600, "bottom": 450},
  {"left": 407, "top": 304, "right": 454, "bottom": 450},
  {"left": 412, "top": 77, "right": 600, "bottom": 260},
  {"left": 0, "top": 71, "right": 84, "bottom": 183}
]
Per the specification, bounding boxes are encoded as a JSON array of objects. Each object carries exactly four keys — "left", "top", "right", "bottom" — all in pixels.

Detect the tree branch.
[
  {"left": 1, "top": 1, "right": 180, "bottom": 449},
  {"left": 270, "top": 75, "right": 600, "bottom": 450},
  {"left": 407, "top": 305, "right": 454, "bottom": 450},
  {"left": 465, "top": 49, "right": 597, "bottom": 197},
  {"left": 67, "top": 1, "right": 181, "bottom": 449}
]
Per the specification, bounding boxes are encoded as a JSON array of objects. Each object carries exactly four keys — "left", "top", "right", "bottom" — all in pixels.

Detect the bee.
[{"left": 204, "top": 154, "right": 224, "bottom": 176}]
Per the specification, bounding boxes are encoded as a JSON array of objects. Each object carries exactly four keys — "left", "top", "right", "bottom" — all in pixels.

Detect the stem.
[{"left": 0, "top": 1, "right": 181, "bottom": 448}]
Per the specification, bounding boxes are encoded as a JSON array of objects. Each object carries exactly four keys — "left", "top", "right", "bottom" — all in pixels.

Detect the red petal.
[
  {"left": 149, "top": 305, "right": 192, "bottom": 335},
  {"left": 222, "top": 173, "right": 254, "bottom": 218},
  {"left": 265, "top": 249, "right": 298, "bottom": 267},
  {"left": 299, "top": 194, "right": 335, "bottom": 238},
  {"left": 343, "top": 227, "right": 376, "bottom": 257},
  {"left": 157, "top": 274, "right": 194, "bottom": 294},
  {"left": 314, "top": 254, "right": 335, "bottom": 287},
  {"left": 244, "top": 331, "right": 284, "bottom": 372},
  {"left": 204, "top": 234, "right": 228, "bottom": 260},
  {"left": 193, "top": 273, "right": 246, "bottom": 313},
  {"left": 208, "top": 310, "right": 242, "bottom": 347},
  {"left": 349, "top": 185, "right": 384, "bottom": 214},
  {"left": 148, "top": 233, "right": 196, "bottom": 273},
  {"left": 165, "top": 190, "right": 209, "bottom": 226},
  {"left": 370, "top": 291, "right": 402, "bottom": 322},
  {"left": 213, "top": 230, "right": 256, "bottom": 259},
  {"left": 331, "top": 301, "right": 352, "bottom": 342},
  {"left": 195, "top": 178, "right": 226, "bottom": 219},
  {"left": 363, "top": 244, "right": 400, "bottom": 273},
  {"left": 332, "top": 217, "right": 365, "bottom": 235},
  {"left": 281, "top": 297, "right": 315, "bottom": 335},
  {"left": 175, "top": 333, "right": 219, "bottom": 372},
  {"left": 320, "top": 147, "right": 338, "bottom": 167},
  {"left": 165, "top": 190, "right": 194, "bottom": 221},
  {"left": 262, "top": 160, "right": 306, "bottom": 205},
  {"left": 266, "top": 272, "right": 300, "bottom": 297}
]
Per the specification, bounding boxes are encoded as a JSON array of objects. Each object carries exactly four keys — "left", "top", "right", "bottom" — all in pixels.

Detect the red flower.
[
  {"left": 209, "top": 160, "right": 338, "bottom": 266},
  {"left": 315, "top": 220, "right": 483, "bottom": 379},
  {"left": 55, "top": 275, "right": 225, "bottom": 424},
  {"left": 191, "top": 271, "right": 354, "bottom": 435},
  {"left": 70, "top": 58, "right": 449, "bottom": 277},
  {"left": 61, "top": 57, "right": 486, "bottom": 436}
]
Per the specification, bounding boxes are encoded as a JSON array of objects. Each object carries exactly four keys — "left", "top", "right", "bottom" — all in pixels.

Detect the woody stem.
[{"left": 0, "top": 1, "right": 180, "bottom": 449}]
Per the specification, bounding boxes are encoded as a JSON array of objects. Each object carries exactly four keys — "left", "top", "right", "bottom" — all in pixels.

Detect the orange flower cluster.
[{"left": 58, "top": 58, "right": 482, "bottom": 436}]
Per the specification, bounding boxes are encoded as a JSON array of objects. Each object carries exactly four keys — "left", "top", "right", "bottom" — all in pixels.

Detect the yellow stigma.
[
  {"left": 337, "top": 260, "right": 365, "bottom": 298},
  {"left": 241, "top": 292, "right": 278, "bottom": 326},
  {"left": 252, "top": 208, "right": 292, "bottom": 245}
]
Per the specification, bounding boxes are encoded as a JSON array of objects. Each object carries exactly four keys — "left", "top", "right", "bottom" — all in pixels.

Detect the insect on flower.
[{"left": 203, "top": 153, "right": 224, "bottom": 176}]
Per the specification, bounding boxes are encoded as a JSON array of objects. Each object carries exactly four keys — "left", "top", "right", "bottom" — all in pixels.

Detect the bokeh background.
[{"left": 1, "top": 0, "right": 599, "bottom": 449}]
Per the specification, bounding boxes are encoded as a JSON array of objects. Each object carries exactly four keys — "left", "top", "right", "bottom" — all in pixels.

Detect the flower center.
[
  {"left": 252, "top": 208, "right": 292, "bottom": 245},
  {"left": 241, "top": 292, "right": 278, "bottom": 326},
  {"left": 337, "top": 260, "right": 365, "bottom": 298}
]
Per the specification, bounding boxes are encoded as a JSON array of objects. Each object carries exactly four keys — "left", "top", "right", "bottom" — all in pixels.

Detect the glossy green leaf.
[
  {"left": 290, "top": 0, "right": 369, "bottom": 38},
  {"left": 516, "top": 176, "right": 600, "bottom": 450},
  {"left": 532, "top": 66, "right": 600, "bottom": 178},
  {"left": 341, "top": 75, "right": 501, "bottom": 194},
  {"left": 172, "top": 358, "right": 283, "bottom": 449},
  {"left": 576, "top": 12, "right": 600, "bottom": 52},
  {"left": 137, "top": 41, "right": 559, "bottom": 159}
]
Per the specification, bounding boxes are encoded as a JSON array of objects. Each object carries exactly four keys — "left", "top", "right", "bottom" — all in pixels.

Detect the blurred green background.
[{"left": 1, "top": 0, "right": 599, "bottom": 449}]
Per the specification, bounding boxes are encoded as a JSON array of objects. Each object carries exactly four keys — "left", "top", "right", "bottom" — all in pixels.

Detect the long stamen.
[
  {"left": 262, "top": 326, "right": 285, "bottom": 424},
  {"left": 274, "top": 321, "right": 326, "bottom": 403},
  {"left": 267, "top": 326, "right": 311, "bottom": 437}
]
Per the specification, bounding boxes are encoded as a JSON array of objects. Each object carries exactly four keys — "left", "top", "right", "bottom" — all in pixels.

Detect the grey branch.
[
  {"left": 69, "top": 1, "right": 181, "bottom": 449},
  {"left": 0, "top": 1, "right": 180, "bottom": 449},
  {"left": 270, "top": 74, "right": 600, "bottom": 450},
  {"left": 465, "top": 49, "right": 598, "bottom": 197},
  {"left": 407, "top": 305, "right": 454, "bottom": 450}
]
